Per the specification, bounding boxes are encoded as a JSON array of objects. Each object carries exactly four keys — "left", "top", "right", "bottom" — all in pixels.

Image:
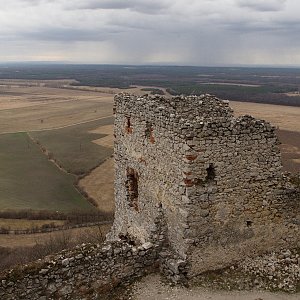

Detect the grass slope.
[
  {"left": 0, "top": 132, "right": 94, "bottom": 212},
  {"left": 30, "top": 117, "right": 114, "bottom": 175}
]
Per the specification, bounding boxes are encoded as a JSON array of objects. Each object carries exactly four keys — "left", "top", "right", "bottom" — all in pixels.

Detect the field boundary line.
[
  {"left": 0, "top": 115, "right": 114, "bottom": 135},
  {"left": 27, "top": 132, "right": 101, "bottom": 209}
]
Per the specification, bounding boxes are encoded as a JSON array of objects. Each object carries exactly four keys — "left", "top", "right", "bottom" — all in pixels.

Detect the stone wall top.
[
  {"left": 114, "top": 93, "right": 233, "bottom": 120},
  {"left": 114, "top": 93, "right": 277, "bottom": 136}
]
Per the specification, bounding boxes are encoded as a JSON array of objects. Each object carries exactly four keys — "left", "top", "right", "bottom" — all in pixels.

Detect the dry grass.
[
  {"left": 66, "top": 85, "right": 170, "bottom": 96},
  {"left": 0, "top": 80, "right": 76, "bottom": 110},
  {"left": 0, "top": 223, "right": 112, "bottom": 270},
  {"left": 0, "top": 223, "right": 112, "bottom": 248},
  {"left": 90, "top": 124, "right": 114, "bottom": 147},
  {"left": 0, "top": 81, "right": 114, "bottom": 133},
  {"left": 77, "top": 123, "right": 115, "bottom": 213},
  {"left": 79, "top": 158, "right": 115, "bottom": 213},
  {"left": 0, "top": 219, "right": 65, "bottom": 230},
  {"left": 277, "top": 130, "right": 300, "bottom": 173},
  {"left": 0, "top": 99, "right": 113, "bottom": 134},
  {"left": 231, "top": 101, "right": 300, "bottom": 133}
]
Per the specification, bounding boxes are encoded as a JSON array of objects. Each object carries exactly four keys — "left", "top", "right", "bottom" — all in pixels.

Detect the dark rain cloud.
[
  {"left": 236, "top": 0, "right": 287, "bottom": 12},
  {"left": 66, "top": 0, "right": 172, "bottom": 15}
]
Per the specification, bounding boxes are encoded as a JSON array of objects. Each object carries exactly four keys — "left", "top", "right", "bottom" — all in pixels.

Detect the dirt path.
[{"left": 130, "top": 274, "right": 300, "bottom": 300}]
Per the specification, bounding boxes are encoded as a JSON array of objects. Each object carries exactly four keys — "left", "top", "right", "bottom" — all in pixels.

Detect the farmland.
[
  {"left": 0, "top": 96, "right": 113, "bottom": 134},
  {"left": 0, "top": 132, "right": 94, "bottom": 212},
  {"left": 0, "top": 80, "right": 116, "bottom": 215},
  {"left": 0, "top": 71, "right": 299, "bottom": 270},
  {"left": 30, "top": 117, "right": 114, "bottom": 175},
  {"left": 1, "top": 64, "right": 300, "bottom": 106}
]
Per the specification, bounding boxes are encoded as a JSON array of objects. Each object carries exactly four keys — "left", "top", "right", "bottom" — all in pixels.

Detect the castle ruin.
[
  {"left": 1, "top": 93, "right": 299, "bottom": 299},
  {"left": 110, "top": 93, "right": 299, "bottom": 279}
]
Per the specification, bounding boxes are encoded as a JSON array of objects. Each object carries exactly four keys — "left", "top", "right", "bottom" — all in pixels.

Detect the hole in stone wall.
[
  {"left": 125, "top": 117, "right": 133, "bottom": 134},
  {"left": 118, "top": 233, "right": 137, "bottom": 246},
  {"left": 145, "top": 122, "right": 152, "bottom": 138},
  {"left": 145, "top": 122, "right": 155, "bottom": 144},
  {"left": 206, "top": 164, "right": 216, "bottom": 182},
  {"left": 126, "top": 167, "right": 139, "bottom": 211},
  {"left": 246, "top": 220, "right": 253, "bottom": 227}
]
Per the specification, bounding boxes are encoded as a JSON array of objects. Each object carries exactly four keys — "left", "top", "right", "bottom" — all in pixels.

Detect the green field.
[
  {"left": 0, "top": 132, "right": 95, "bottom": 212},
  {"left": 30, "top": 117, "right": 114, "bottom": 175}
]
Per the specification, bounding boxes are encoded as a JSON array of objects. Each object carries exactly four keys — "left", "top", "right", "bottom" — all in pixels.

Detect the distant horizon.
[{"left": 1, "top": 61, "right": 300, "bottom": 70}]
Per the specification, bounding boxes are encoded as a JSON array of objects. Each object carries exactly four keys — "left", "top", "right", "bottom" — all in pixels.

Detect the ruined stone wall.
[
  {"left": 110, "top": 94, "right": 191, "bottom": 257},
  {"left": 183, "top": 114, "right": 299, "bottom": 276},
  {"left": 111, "top": 93, "right": 300, "bottom": 279},
  {"left": 0, "top": 240, "right": 159, "bottom": 300},
  {"left": 110, "top": 94, "right": 233, "bottom": 255}
]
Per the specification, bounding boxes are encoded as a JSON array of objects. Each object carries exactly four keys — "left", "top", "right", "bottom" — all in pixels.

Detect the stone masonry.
[{"left": 109, "top": 93, "right": 299, "bottom": 279}]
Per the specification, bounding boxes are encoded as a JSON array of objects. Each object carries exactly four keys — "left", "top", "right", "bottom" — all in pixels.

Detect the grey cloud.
[
  {"left": 16, "top": 27, "right": 120, "bottom": 42},
  {"left": 67, "top": 0, "right": 171, "bottom": 14},
  {"left": 0, "top": 0, "right": 300, "bottom": 65},
  {"left": 237, "top": 0, "right": 287, "bottom": 12},
  {"left": 16, "top": 0, "right": 48, "bottom": 5}
]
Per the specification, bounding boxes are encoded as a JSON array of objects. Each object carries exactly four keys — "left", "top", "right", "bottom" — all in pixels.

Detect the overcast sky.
[{"left": 0, "top": 0, "right": 300, "bottom": 66}]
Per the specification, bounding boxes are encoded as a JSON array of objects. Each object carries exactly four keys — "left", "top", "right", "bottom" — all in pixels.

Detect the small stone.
[
  {"left": 142, "top": 242, "right": 153, "bottom": 250},
  {"left": 61, "top": 258, "right": 70, "bottom": 266},
  {"left": 39, "top": 269, "right": 48, "bottom": 275}
]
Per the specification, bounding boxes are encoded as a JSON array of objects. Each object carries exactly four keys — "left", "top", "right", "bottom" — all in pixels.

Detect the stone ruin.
[
  {"left": 1, "top": 93, "right": 299, "bottom": 299},
  {"left": 109, "top": 93, "right": 299, "bottom": 280}
]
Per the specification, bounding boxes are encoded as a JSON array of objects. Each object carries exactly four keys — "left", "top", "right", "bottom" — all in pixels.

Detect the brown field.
[
  {"left": 78, "top": 123, "right": 115, "bottom": 213},
  {"left": 90, "top": 124, "right": 114, "bottom": 147},
  {"left": 79, "top": 158, "right": 115, "bottom": 213},
  {"left": 231, "top": 101, "right": 300, "bottom": 133},
  {"left": 277, "top": 130, "right": 300, "bottom": 173},
  {"left": 64, "top": 85, "right": 170, "bottom": 96},
  {"left": 0, "top": 83, "right": 113, "bottom": 133}
]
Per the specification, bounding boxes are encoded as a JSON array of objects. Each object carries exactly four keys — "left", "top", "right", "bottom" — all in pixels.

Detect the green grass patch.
[
  {"left": 30, "top": 117, "right": 114, "bottom": 175},
  {"left": 0, "top": 132, "right": 94, "bottom": 212}
]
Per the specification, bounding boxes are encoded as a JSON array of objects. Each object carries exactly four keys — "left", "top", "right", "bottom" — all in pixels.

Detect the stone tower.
[{"left": 109, "top": 93, "right": 299, "bottom": 278}]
